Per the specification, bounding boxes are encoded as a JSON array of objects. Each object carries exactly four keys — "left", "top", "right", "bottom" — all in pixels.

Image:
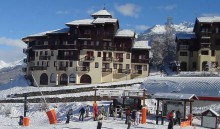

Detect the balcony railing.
[
  {"left": 102, "top": 57, "right": 112, "bottom": 62},
  {"left": 102, "top": 68, "right": 112, "bottom": 72},
  {"left": 179, "top": 45, "right": 189, "bottom": 50},
  {"left": 76, "top": 66, "right": 90, "bottom": 72},
  {"left": 131, "top": 58, "right": 149, "bottom": 63},
  {"left": 57, "top": 55, "right": 77, "bottom": 60},
  {"left": 29, "top": 66, "right": 47, "bottom": 71},
  {"left": 80, "top": 56, "right": 94, "bottom": 62},
  {"left": 200, "top": 32, "right": 211, "bottom": 37},
  {"left": 56, "top": 66, "right": 66, "bottom": 71},
  {"left": 39, "top": 56, "right": 51, "bottom": 60},
  {"left": 32, "top": 45, "right": 77, "bottom": 50},
  {"left": 116, "top": 69, "right": 131, "bottom": 74},
  {"left": 132, "top": 69, "right": 142, "bottom": 74},
  {"left": 78, "top": 34, "right": 91, "bottom": 39},
  {"left": 113, "top": 58, "right": 123, "bottom": 62}
]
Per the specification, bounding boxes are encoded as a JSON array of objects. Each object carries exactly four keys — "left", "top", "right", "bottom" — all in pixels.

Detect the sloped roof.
[
  {"left": 91, "top": 9, "right": 112, "bottom": 16},
  {"left": 93, "top": 18, "right": 117, "bottom": 24},
  {"left": 176, "top": 33, "right": 196, "bottom": 40},
  {"left": 66, "top": 19, "right": 94, "bottom": 26},
  {"left": 152, "top": 92, "right": 198, "bottom": 100},
  {"left": 202, "top": 109, "right": 220, "bottom": 116},
  {"left": 115, "top": 29, "right": 135, "bottom": 37},
  {"left": 27, "top": 28, "right": 69, "bottom": 37},
  {"left": 140, "top": 77, "right": 220, "bottom": 98},
  {"left": 197, "top": 16, "right": 220, "bottom": 23},
  {"left": 133, "top": 41, "right": 151, "bottom": 49}
]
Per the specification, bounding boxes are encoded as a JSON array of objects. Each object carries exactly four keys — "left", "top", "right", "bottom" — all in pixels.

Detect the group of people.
[
  {"left": 125, "top": 108, "right": 142, "bottom": 129},
  {"left": 65, "top": 105, "right": 90, "bottom": 124},
  {"left": 167, "top": 110, "right": 181, "bottom": 129}
]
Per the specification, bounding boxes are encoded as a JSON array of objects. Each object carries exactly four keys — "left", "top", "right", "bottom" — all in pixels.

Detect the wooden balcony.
[
  {"left": 132, "top": 69, "right": 142, "bottom": 74},
  {"left": 39, "top": 56, "right": 51, "bottom": 60},
  {"left": 115, "top": 69, "right": 131, "bottom": 74},
  {"left": 102, "top": 57, "right": 112, "bottom": 62},
  {"left": 102, "top": 68, "right": 112, "bottom": 72},
  {"left": 57, "top": 55, "right": 77, "bottom": 60},
  {"left": 56, "top": 66, "right": 66, "bottom": 71},
  {"left": 113, "top": 58, "right": 123, "bottom": 62},
  {"left": 78, "top": 34, "right": 91, "bottom": 39},
  {"left": 80, "top": 56, "right": 94, "bottom": 62},
  {"left": 76, "top": 66, "right": 90, "bottom": 72},
  {"left": 29, "top": 66, "right": 47, "bottom": 71},
  {"left": 131, "top": 58, "right": 149, "bottom": 63},
  {"left": 32, "top": 45, "right": 77, "bottom": 50}
]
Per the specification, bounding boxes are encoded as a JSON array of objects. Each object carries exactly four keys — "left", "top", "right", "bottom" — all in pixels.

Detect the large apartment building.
[
  {"left": 176, "top": 16, "right": 220, "bottom": 71},
  {"left": 22, "top": 8, "right": 151, "bottom": 87}
]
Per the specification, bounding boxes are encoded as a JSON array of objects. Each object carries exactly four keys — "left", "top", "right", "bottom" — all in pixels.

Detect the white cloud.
[
  {"left": 56, "top": 10, "right": 69, "bottom": 15},
  {"left": 135, "top": 25, "right": 150, "bottom": 31},
  {"left": 158, "top": 4, "right": 177, "bottom": 11},
  {"left": 114, "top": 3, "right": 141, "bottom": 18},
  {"left": 202, "top": 13, "right": 220, "bottom": 17},
  {"left": 0, "top": 37, "right": 26, "bottom": 48},
  {"left": 86, "top": 9, "right": 95, "bottom": 14}
]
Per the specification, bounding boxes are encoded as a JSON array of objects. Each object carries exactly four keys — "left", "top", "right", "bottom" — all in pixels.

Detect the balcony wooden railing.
[
  {"left": 78, "top": 34, "right": 91, "bottom": 39},
  {"left": 102, "top": 68, "right": 112, "bottom": 72},
  {"left": 29, "top": 66, "right": 47, "bottom": 71},
  {"left": 115, "top": 69, "right": 131, "bottom": 74},
  {"left": 200, "top": 31, "right": 211, "bottom": 37},
  {"left": 39, "top": 56, "right": 51, "bottom": 60},
  {"left": 76, "top": 66, "right": 90, "bottom": 72},
  {"left": 56, "top": 66, "right": 66, "bottom": 71},
  {"left": 132, "top": 69, "right": 142, "bottom": 74},
  {"left": 57, "top": 55, "right": 77, "bottom": 60},
  {"left": 32, "top": 45, "right": 77, "bottom": 50},
  {"left": 113, "top": 58, "right": 123, "bottom": 62},
  {"left": 131, "top": 58, "right": 149, "bottom": 63},
  {"left": 80, "top": 56, "right": 94, "bottom": 62},
  {"left": 102, "top": 57, "right": 112, "bottom": 62},
  {"left": 179, "top": 45, "right": 189, "bottom": 50}
]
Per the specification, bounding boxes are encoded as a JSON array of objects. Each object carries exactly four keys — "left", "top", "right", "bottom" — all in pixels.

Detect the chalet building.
[
  {"left": 176, "top": 16, "right": 220, "bottom": 71},
  {"left": 22, "top": 8, "right": 151, "bottom": 87}
]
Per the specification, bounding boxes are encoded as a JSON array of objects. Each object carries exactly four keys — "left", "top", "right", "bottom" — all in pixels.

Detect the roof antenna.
[{"left": 103, "top": 4, "right": 106, "bottom": 10}]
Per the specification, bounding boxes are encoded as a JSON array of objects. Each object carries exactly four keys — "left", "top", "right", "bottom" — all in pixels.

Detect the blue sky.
[{"left": 0, "top": 0, "right": 220, "bottom": 63}]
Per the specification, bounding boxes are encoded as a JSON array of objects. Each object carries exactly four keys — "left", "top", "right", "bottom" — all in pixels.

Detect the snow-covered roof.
[
  {"left": 140, "top": 77, "right": 220, "bottom": 98},
  {"left": 27, "top": 28, "right": 69, "bottom": 37},
  {"left": 176, "top": 33, "right": 196, "bottom": 40},
  {"left": 152, "top": 92, "right": 198, "bottom": 100},
  {"left": 115, "top": 29, "right": 135, "bottom": 37},
  {"left": 197, "top": 16, "right": 220, "bottom": 23},
  {"left": 202, "top": 109, "right": 220, "bottom": 116},
  {"left": 91, "top": 9, "right": 112, "bottom": 17},
  {"left": 132, "top": 41, "right": 151, "bottom": 49},
  {"left": 93, "top": 18, "right": 117, "bottom": 24},
  {"left": 66, "top": 19, "right": 94, "bottom": 26}
]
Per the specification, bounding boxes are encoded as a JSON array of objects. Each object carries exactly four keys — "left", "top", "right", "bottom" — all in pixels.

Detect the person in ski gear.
[
  {"left": 79, "top": 107, "right": 85, "bottom": 121},
  {"left": 66, "top": 109, "right": 73, "bottom": 124},
  {"left": 85, "top": 105, "right": 90, "bottom": 117},
  {"left": 97, "top": 111, "right": 104, "bottom": 129}
]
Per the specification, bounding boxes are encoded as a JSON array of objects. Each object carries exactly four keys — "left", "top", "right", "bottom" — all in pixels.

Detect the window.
[
  {"left": 215, "top": 39, "right": 220, "bottom": 45},
  {"left": 143, "top": 65, "right": 147, "bottom": 71},
  {"left": 216, "top": 28, "right": 219, "bottom": 33},
  {"left": 126, "top": 53, "right": 130, "bottom": 59},
  {"left": 91, "top": 41, "right": 94, "bottom": 46},
  {"left": 180, "top": 52, "right": 187, "bottom": 56},
  {"left": 40, "top": 51, "right": 43, "bottom": 56},
  {"left": 50, "top": 73, "right": 56, "bottom": 83},
  {"left": 70, "top": 62, "right": 73, "bottom": 67},
  {"left": 96, "top": 41, "right": 99, "bottom": 46},
  {"left": 97, "top": 52, "right": 101, "bottom": 57},
  {"left": 119, "top": 64, "right": 123, "bottom": 69},
  {"left": 74, "top": 40, "right": 77, "bottom": 45},
  {"left": 190, "top": 51, "right": 193, "bottom": 57},
  {"left": 63, "top": 41, "right": 68, "bottom": 45},
  {"left": 47, "top": 61, "right": 49, "bottom": 67},
  {"left": 211, "top": 50, "right": 215, "bottom": 56},
  {"left": 95, "top": 62, "right": 99, "bottom": 68},
  {"left": 84, "top": 41, "right": 87, "bottom": 45},
  {"left": 54, "top": 61, "right": 57, "bottom": 67},
  {"left": 37, "top": 61, "right": 39, "bottom": 66},
  {"left": 114, "top": 64, "right": 117, "bottom": 69},
  {"left": 51, "top": 51, "right": 54, "bottom": 56},
  {"left": 201, "top": 50, "right": 209, "bottom": 55},
  {"left": 74, "top": 29, "right": 77, "bottom": 34},
  {"left": 126, "top": 64, "right": 130, "bottom": 69},
  {"left": 44, "top": 41, "right": 48, "bottom": 45},
  {"left": 97, "top": 30, "right": 100, "bottom": 35},
  {"left": 45, "top": 51, "right": 48, "bottom": 56},
  {"left": 69, "top": 74, "right": 76, "bottom": 83},
  {"left": 66, "top": 62, "right": 69, "bottom": 67},
  {"left": 36, "top": 51, "right": 38, "bottom": 57}
]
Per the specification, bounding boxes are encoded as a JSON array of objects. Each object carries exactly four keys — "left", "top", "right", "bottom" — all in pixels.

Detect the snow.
[
  {"left": 91, "top": 9, "right": 112, "bottom": 16},
  {"left": 0, "top": 63, "right": 219, "bottom": 128},
  {"left": 66, "top": 19, "right": 94, "bottom": 26},
  {"left": 93, "top": 18, "right": 117, "bottom": 24},
  {"left": 115, "top": 29, "right": 135, "bottom": 37},
  {"left": 197, "top": 16, "right": 220, "bottom": 23},
  {"left": 27, "top": 28, "right": 69, "bottom": 37},
  {"left": 133, "top": 40, "right": 151, "bottom": 49},
  {"left": 0, "top": 60, "right": 9, "bottom": 69}
]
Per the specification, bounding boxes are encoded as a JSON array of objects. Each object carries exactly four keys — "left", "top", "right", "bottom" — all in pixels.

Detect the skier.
[
  {"left": 100, "top": 105, "right": 105, "bottom": 115},
  {"left": 18, "top": 116, "right": 23, "bottom": 125},
  {"left": 167, "top": 110, "right": 174, "bottom": 129},
  {"left": 85, "top": 105, "right": 90, "bottom": 117},
  {"left": 127, "top": 113, "right": 134, "bottom": 129},
  {"left": 97, "top": 111, "right": 104, "bottom": 129},
  {"left": 135, "top": 110, "right": 141, "bottom": 125},
  {"left": 79, "top": 107, "right": 85, "bottom": 121},
  {"left": 125, "top": 108, "right": 131, "bottom": 124},
  {"left": 66, "top": 109, "right": 73, "bottom": 124}
]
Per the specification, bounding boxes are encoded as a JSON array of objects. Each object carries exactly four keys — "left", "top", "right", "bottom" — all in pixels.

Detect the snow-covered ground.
[{"left": 0, "top": 65, "right": 219, "bottom": 128}]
